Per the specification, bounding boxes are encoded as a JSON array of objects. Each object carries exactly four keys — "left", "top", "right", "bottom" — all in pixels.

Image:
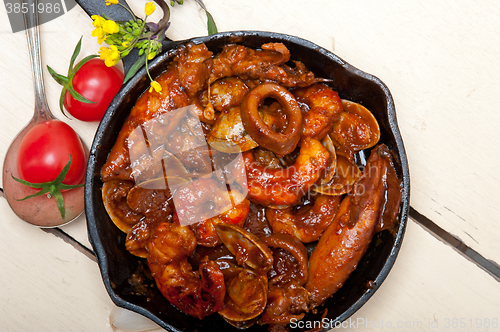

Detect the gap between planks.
[{"left": 409, "top": 207, "right": 500, "bottom": 282}]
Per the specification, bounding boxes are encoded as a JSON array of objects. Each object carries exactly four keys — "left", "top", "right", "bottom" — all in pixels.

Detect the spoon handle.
[{"left": 22, "top": 0, "right": 54, "bottom": 122}]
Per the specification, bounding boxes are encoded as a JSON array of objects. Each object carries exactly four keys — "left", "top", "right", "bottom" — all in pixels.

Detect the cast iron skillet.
[{"left": 85, "top": 31, "right": 410, "bottom": 331}]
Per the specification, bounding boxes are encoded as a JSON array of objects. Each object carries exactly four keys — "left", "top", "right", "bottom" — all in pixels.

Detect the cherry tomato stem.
[
  {"left": 48, "top": 38, "right": 124, "bottom": 122},
  {"left": 12, "top": 155, "right": 84, "bottom": 219},
  {"left": 15, "top": 120, "right": 87, "bottom": 219}
]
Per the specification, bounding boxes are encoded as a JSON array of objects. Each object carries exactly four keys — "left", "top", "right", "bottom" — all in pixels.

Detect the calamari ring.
[
  {"left": 241, "top": 83, "right": 302, "bottom": 156},
  {"left": 260, "top": 233, "right": 309, "bottom": 286}
]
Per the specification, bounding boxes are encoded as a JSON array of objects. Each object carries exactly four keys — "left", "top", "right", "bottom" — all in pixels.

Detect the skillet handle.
[
  {"left": 74, "top": 0, "right": 176, "bottom": 78},
  {"left": 74, "top": 0, "right": 133, "bottom": 21}
]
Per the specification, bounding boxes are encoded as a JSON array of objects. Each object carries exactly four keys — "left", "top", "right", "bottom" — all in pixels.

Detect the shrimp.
[
  {"left": 266, "top": 194, "right": 341, "bottom": 243},
  {"left": 173, "top": 177, "right": 250, "bottom": 246},
  {"left": 293, "top": 83, "right": 343, "bottom": 141},
  {"left": 190, "top": 197, "right": 251, "bottom": 247},
  {"left": 243, "top": 137, "right": 329, "bottom": 207},
  {"left": 125, "top": 218, "right": 155, "bottom": 258},
  {"left": 146, "top": 222, "right": 225, "bottom": 319},
  {"left": 305, "top": 144, "right": 400, "bottom": 308},
  {"left": 101, "top": 52, "right": 194, "bottom": 182}
]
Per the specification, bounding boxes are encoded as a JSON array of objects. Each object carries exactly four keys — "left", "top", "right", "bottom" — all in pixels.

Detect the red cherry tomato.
[
  {"left": 17, "top": 120, "right": 87, "bottom": 185},
  {"left": 63, "top": 58, "right": 124, "bottom": 121}
]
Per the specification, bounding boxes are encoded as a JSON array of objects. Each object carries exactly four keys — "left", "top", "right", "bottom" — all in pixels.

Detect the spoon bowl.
[{"left": 2, "top": 123, "right": 87, "bottom": 228}]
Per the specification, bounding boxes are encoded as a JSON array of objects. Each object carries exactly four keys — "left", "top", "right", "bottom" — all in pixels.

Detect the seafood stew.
[{"left": 86, "top": 31, "right": 410, "bottom": 332}]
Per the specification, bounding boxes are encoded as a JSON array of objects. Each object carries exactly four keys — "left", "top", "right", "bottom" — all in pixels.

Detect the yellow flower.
[
  {"left": 99, "top": 45, "right": 121, "bottom": 67},
  {"left": 149, "top": 80, "right": 162, "bottom": 94},
  {"left": 91, "top": 15, "right": 105, "bottom": 28},
  {"left": 145, "top": 1, "right": 156, "bottom": 16},
  {"left": 105, "top": 0, "right": 119, "bottom": 6},
  {"left": 102, "top": 19, "right": 120, "bottom": 34},
  {"left": 122, "top": 41, "right": 130, "bottom": 48},
  {"left": 91, "top": 15, "right": 111, "bottom": 44},
  {"left": 91, "top": 26, "right": 106, "bottom": 44}
]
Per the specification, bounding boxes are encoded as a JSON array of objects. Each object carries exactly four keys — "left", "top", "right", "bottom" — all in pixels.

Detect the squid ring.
[
  {"left": 241, "top": 83, "right": 302, "bottom": 156},
  {"left": 261, "top": 233, "right": 309, "bottom": 286}
]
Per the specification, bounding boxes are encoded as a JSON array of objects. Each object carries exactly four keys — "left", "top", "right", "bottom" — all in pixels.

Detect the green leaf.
[
  {"left": 11, "top": 175, "right": 47, "bottom": 189},
  {"left": 64, "top": 54, "right": 99, "bottom": 106},
  {"left": 67, "top": 85, "right": 95, "bottom": 104},
  {"left": 69, "top": 36, "right": 83, "bottom": 72},
  {"left": 10, "top": 183, "right": 50, "bottom": 200},
  {"left": 123, "top": 54, "right": 146, "bottom": 84},
  {"left": 59, "top": 87, "right": 68, "bottom": 117},
  {"left": 206, "top": 11, "right": 218, "bottom": 35},
  {"left": 192, "top": 0, "right": 218, "bottom": 35},
  {"left": 11, "top": 154, "right": 83, "bottom": 219},
  {"left": 47, "top": 38, "right": 98, "bottom": 117},
  {"left": 52, "top": 190, "right": 66, "bottom": 219},
  {"left": 12, "top": 155, "right": 73, "bottom": 189},
  {"left": 53, "top": 155, "right": 72, "bottom": 183},
  {"left": 47, "top": 65, "right": 69, "bottom": 86},
  {"left": 59, "top": 183, "right": 85, "bottom": 190},
  {"left": 70, "top": 54, "right": 99, "bottom": 77}
]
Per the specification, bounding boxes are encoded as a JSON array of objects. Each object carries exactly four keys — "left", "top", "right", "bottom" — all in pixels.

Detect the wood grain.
[{"left": 1, "top": 0, "right": 499, "bottom": 331}]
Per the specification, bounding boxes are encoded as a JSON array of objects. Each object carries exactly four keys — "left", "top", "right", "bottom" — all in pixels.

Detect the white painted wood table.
[{"left": 1, "top": 1, "right": 499, "bottom": 331}]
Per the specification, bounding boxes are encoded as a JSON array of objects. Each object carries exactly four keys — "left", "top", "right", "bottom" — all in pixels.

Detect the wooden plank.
[
  {"left": 348, "top": 218, "right": 500, "bottom": 332},
  {"left": 0, "top": 201, "right": 115, "bottom": 331},
  {"left": 1, "top": 1, "right": 500, "bottom": 331}
]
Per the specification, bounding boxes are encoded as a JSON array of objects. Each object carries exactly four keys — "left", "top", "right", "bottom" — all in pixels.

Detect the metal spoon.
[{"left": 1, "top": 0, "right": 88, "bottom": 227}]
